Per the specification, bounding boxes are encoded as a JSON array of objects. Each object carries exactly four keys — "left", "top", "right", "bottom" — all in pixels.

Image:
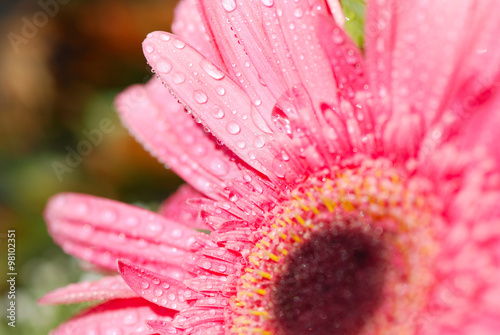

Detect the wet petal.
[
  {"left": 118, "top": 260, "right": 203, "bottom": 311},
  {"left": 172, "top": 0, "right": 225, "bottom": 67},
  {"left": 142, "top": 31, "right": 306, "bottom": 185},
  {"left": 365, "top": 0, "right": 500, "bottom": 159},
  {"left": 50, "top": 298, "right": 176, "bottom": 335},
  {"left": 45, "top": 193, "right": 202, "bottom": 277},
  {"left": 39, "top": 275, "right": 136, "bottom": 305}
]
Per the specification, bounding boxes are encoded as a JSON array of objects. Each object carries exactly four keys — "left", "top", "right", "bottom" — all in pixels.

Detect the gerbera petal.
[
  {"left": 172, "top": 0, "right": 225, "bottom": 67},
  {"left": 260, "top": 0, "right": 338, "bottom": 110},
  {"left": 142, "top": 32, "right": 306, "bottom": 184},
  {"left": 45, "top": 193, "right": 202, "bottom": 277},
  {"left": 198, "top": 0, "right": 280, "bottom": 119},
  {"left": 49, "top": 298, "right": 176, "bottom": 335},
  {"left": 38, "top": 275, "right": 136, "bottom": 305},
  {"left": 158, "top": 184, "right": 210, "bottom": 230},
  {"left": 259, "top": 0, "right": 367, "bottom": 160},
  {"left": 117, "top": 79, "right": 281, "bottom": 214},
  {"left": 118, "top": 260, "right": 203, "bottom": 311},
  {"left": 365, "top": 0, "right": 500, "bottom": 159},
  {"left": 145, "top": 320, "right": 180, "bottom": 335},
  {"left": 326, "top": 0, "right": 346, "bottom": 27}
]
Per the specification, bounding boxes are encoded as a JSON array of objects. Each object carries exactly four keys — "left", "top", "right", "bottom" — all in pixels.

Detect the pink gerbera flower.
[{"left": 40, "top": 0, "right": 500, "bottom": 334}]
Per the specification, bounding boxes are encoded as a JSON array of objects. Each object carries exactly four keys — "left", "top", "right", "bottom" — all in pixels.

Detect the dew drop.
[
  {"left": 216, "top": 86, "right": 226, "bottom": 96},
  {"left": 101, "top": 210, "right": 117, "bottom": 224},
  {"left": 253, "top": 135, "right": 266, "bottom": 148},
  {"left": 122, "top": 310, "right": 139, "bottom": 325},
  {"left": 211, "top": 105, "right": 225, "bottom": 119},
  {"left": 159, "top": 34, "right": 171, "bottom": 41},
  {"left": 145, "top": 44, "right": 154, "bottom": 54},
  {"left": 140, "top": 281, "right": 150, "bottom": 289},
  {"left": 226, "top": 121, "right": 241, "bottom": 135},
  {"left": 294, "top": 8, "right": 303, "bottom": 18},
  {"left": 200, "top": 59, "right": 225, "bottom": 80},
  {"left": 261, "top": 0, "right": 274, "bottom": 7},
  {"left": 156, "top": 60, "right": 172, "bottom": 74},
  {"left": 236, "top": 141, "right": 246, "bottom": 149},
  {"left": 172, "top": 72, "right": 186, "bottom": 84},
  {"left": 272, "top": 105, "right": 292, "bottom": 135},
  {"left": 173, "top": 39, "right": 186, "bottom": 49},
  {"left": 154, "top": 288, "right": 163, "bottom": 297},
  {"left": 221, "top": 0, "right": 237, "bottom": 12},
  {"left": 281, "top": 150, "right": 290, "bottom": 161},
  {"left": 193, "top": 90, "right": 208, "bottom": 104},
  {"left": 209, "top": 158, "right": 230, "bottom": 176}
]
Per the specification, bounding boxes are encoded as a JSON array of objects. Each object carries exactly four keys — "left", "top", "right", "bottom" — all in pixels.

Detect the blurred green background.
[{"left": 0, "top": 0, "right": 182, "bottom": 333}]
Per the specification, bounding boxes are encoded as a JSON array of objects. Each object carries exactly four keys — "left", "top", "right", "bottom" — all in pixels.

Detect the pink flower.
[{"left": 41, "top": 0, "right": 500, "bottom": 334}]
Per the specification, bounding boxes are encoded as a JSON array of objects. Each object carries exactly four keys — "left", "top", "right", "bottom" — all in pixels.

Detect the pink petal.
[
  {"left": 146, "top": 320, "right": 182, "bottom": 335},
  {"left": 158, "top": 184, "right": 210, "bottom": 230},
  {"left": 326, "top": 0, "right": 345, "bottom": 27},
  {"left": 316, "top": 14, "right": 376, "bottom": 154},
  {"left": 365, "top": 0, "right": 500, "bottom": 159},
  {"left": 39, "top": 275, "right": 136, "bottom": 305},
  {"left": 118, "top": 260, "right": 203, "bottom": 311},
  {"left": 197, "top": 0, "right": 284, "bottom": 123},
  {"left": 116, "top": 79, "right": 280, "bottom": 213},
  {"left": 142, "top": 32, "right": 306, "bottom": 185},
  {"left": 45, "top": 193, "right": 202, "bottom": 277},
  {"left": 260, "top": 0, "right": 338, "bottom": 111},
  {"left": 259, "top": 1, "right": 358, "bottom": 162},
  {"left": 50, "top": 298, "right": 176, "bottom": 335},
  {"left": 172, "top": 0, "right": 224, "bottom": 67},
  {"left": 172, "top": 308, "right": 225, "bottom": 329}
]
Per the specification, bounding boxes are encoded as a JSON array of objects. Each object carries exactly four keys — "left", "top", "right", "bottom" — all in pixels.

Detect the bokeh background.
[{"left": 0, "top": 1, "right": 182, "bottom": 333}]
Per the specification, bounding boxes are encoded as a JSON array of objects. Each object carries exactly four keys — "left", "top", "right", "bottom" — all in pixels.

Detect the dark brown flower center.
[{"left": 271, "top": 226, "right": 387, "bottom": 335}]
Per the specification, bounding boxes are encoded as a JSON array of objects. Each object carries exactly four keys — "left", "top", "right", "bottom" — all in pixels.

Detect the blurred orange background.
[{"left": 0, "top": 1, "right": 182, "bottom": 333}]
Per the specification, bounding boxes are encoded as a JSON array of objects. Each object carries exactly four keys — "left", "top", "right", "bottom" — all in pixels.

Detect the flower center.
[
  {"left": 272, "top": 225, "right": 386, "bottom": 335},
  {"left": 229, "top": 158, "right": 443, "bottom": 335}
]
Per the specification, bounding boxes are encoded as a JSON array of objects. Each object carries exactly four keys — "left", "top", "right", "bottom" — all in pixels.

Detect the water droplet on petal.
[
  {"left": 145, "top": 44, "right": 154, "bottom": 54},
  {"left": 294, "top": 8, "right": 303, "bottom": 18},
  {"left": 216, "top": 86, "right": 226, "bottom": 96},
  {"left": 253, "top": 135, "right": 266, "bottom": 148},
  {"left": 154, "top": 288, "right": 163, "bottom": 297},
  {"left": 211, "top": 105, "right": 225, "bottom": 119},
  {"left": 261, "top": 0, "right": 274, "bottom": 7},
  {"left": 101, "top": 210, "right": 117, "bottom": 224},
  {"left": 193, "top": 90, "right": 208, "bottom": 104},
  {"left": 200, "top": 59, "right": 225, "bottom": 80},
  {"left": 272, "top": 105, "right": 292, "bottom": 135},
  {"left": 221, "top": 0, "right": 237, "bottom": 12},
  {"left": 140, "top": 281, "right": 149, "bottom": 289},
  {"left": 159, "top": 34, "right": 171, "bottom": 41},
  {"left": 122, "top": 310, "right": 139, "bottom": 325},
  {"left": 156, "top": 60, "right": 172, "bottom": 74},
  {"left": 173, "top": 39, "right": 186, "bottom": 49},
  {"left": 226, "top": 121, "right": 241, "bottom": 135},
  {"left": 172, "top": 72, "right": 186, "bottom": 84},
  {"left": 209, "top": 158, "right": 230, "bottom": 176}
]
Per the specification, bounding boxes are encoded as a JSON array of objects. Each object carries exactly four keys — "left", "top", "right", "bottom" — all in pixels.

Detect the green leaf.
[{"left": 340, "top": 0, "right": 366, "bottom": 49}]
